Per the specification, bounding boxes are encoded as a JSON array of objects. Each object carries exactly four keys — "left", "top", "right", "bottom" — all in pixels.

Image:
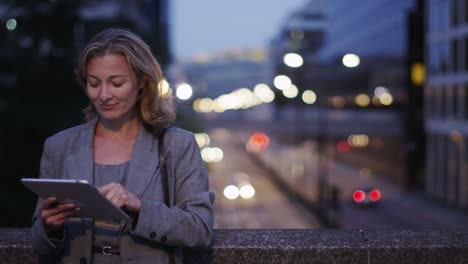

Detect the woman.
[{"left": 31, "top": 28, "right": 214, "bottom": 264}]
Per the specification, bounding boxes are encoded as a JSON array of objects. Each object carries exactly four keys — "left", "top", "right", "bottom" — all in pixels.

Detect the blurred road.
[
  {"left": 257, "top": 136, "right": 468, "bottom": 229},
  {"left": 207, "top": 128, "right": 320, "bottom": 229}
]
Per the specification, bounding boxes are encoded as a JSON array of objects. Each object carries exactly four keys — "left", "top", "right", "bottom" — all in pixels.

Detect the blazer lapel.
[
  {"left": 126, "top": 124, "right": 159, "bottom": 197},
  {"left": 63, "top": 119, "right": 97, "bottom": 184}
]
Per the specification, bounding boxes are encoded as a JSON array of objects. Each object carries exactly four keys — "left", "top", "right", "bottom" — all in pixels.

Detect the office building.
[{"left": 425, "top": 0, "right": 468, "bottom": 208}]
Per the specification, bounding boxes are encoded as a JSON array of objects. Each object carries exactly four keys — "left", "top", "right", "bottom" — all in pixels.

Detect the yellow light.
[
  {"left": 199, "top": 98, "right": 214, "bottom": 112},
  {"left": 213, "top": 99, "right": 225, "bottom": 113},
  {"left": 302, "top": 90, "right": 316, "bottom": 104},
  {"left": 379, "top": 93, "right": 393, "bottom": 106},
  {"left": 193, "top": 99, "right": 202, "bottom": 112},
  {"left": 158, "top": 79, "right": 171, "bottom": 95},
  {"left": 372, "top": 96, "right": 381, "bottom": 106},
  {"left": 411, "top": 63, "right": 426, "bottom": 86},
  {"left": 355, "top": 94, "right": 370, "bottom": 107},
  {"left": 250, "top": 50, "right": 266, "bottom": 61},
  {"left": 348, "top": 134, "right": 369, "bottom": 148},
  {"left": 450, "top": 130, "right": 464, "bottom": 144}
]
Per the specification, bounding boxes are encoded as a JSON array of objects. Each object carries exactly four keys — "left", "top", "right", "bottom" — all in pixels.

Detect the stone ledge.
[{"left": 1, "top": 228, "right": 467, "bottom": 263}]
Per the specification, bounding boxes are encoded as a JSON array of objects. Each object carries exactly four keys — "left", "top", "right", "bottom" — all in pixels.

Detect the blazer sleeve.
[
  {"left": 130, "top": 132, "right": 214, "bottom": 247},
  {"left": 30, "top": 137, "right": 66, "bottom": 256}
]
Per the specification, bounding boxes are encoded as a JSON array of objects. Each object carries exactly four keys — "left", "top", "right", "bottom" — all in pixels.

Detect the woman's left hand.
[{"left": 98, "top": 182, "right": 141, "bottom": 212}]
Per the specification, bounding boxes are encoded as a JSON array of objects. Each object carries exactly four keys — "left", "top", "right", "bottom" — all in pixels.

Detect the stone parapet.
[{"left": 1, "top": 228, "right": 467, "bottom": 263}]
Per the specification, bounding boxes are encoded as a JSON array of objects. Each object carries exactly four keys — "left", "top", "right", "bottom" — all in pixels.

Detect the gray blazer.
[{"left": 31, "top": 118, "right": 214, "bottom": 264}]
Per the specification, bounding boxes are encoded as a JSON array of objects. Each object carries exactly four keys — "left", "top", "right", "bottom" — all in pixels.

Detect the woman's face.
[{"left": 86, "top": 54, "right": 141, "bottom": 123}]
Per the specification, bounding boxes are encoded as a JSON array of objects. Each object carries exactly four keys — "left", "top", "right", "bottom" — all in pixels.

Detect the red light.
[
  {"left": 353, "top": 190, "right": 365, "bottom": 203},
  {"left": 336, "top": 140, "right": 351, "bottom": 153},
  {"left": 369, "top": 190, "right": 381, "bottom": 202},
  {"left": 247, "top": 132, "right": 270, "bottom": 152},
  {"left": 251, "top": 132, "right": 269, "bottom": 146}
]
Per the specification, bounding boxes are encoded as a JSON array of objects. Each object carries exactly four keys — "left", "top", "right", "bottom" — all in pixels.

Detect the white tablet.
[{"left": 22, "top": 178, "right": 129, "bottom": 220}]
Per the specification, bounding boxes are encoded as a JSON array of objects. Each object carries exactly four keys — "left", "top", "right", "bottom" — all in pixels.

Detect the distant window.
[
  {"left": 465, "top": 85, "right": 468, "bottom": 119},
  {"left": 428, "top": 43, "right": 440, "bottom": 74},
  {"left": 465, "top": 36, "right": 468, "bottom": 71},
  {"left": 451, "top": 0, "right": 458, "bottom": 26},
  {"left": 438, "top": 87, "right": 445, "bottom": 118},
  {"left": 457, "top": 86, "right": 465, "bottom": 119},
  {"left": 302, "top": 14, "right": 324, "bottom": 20},
  {"left": 440, "top": 41, "right": 450, "bottom": 73},
  {"left": 451, "top": 38, "right": 458, "bottom": 72},
  {"left": 426, "top": 86, "right": 436, "bottom": 117},
  {"left": 442, "top": 0, "right": 451, "bottom": 31},
  {"left": 429, "top": 0, "right": 440, "bottom": 32},
  {"left": 446, "top": 86, "right": 455, "bottom": 118},
  {"left": 465, "top": 0, "right": 468, "bottom": 23}
]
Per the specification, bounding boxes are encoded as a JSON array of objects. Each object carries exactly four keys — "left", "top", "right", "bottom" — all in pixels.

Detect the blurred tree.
[
  {"left": 0, "top": 0, "right": 171, "bottom": 226},
  {"left": 0, "top": 0, "right": 86, "bottom": 226}
]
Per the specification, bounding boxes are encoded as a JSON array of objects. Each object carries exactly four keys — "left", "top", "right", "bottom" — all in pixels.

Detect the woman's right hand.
[{"left": 40, "top": 197, "right": 79, "bottom": 230}]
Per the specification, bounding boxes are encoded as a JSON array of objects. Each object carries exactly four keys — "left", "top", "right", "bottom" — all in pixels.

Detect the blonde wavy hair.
[{"left": 76, "top": 28, "right": 175, "bottom": 135}]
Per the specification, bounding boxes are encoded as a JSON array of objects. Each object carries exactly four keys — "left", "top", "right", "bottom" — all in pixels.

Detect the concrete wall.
[{"left": 1, "top": 228, "right": 467, "bottom": 263}]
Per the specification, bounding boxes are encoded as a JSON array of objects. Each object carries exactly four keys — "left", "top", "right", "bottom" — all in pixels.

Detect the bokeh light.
[
  {"left": 6, "top": 19, "right": 17, "bottom": 31},
  {"left": 330, "top": 96, "right": 345, "bottom": 108},
  {"left": 254, "top": 84, "right": 275, "bottom": 103},
  {"left": 379, "top": 93, "right": 393, "bottom": 105},
  {"left": 246, "top": 132, "right": 270, "bottom": 153},
  {"left": 348, "top": 134, "right": 369, "bottom": 148},
  {"left": 201, "top": 147, "right": 224, "bottom": 163},
  {"left": 175, "top": 83, "right": 193, "bottom": 100},
  {"left": 282, "top": 84, "right": 299, "bottom": 98},
  {"left": 273, "top": 75, "right": 292, "bottom": 90},
  {"left": 355, "top": 94, "right": 370, "bottom": 107},
  {"left": 239, "top": 184, "right": 256, "bottom": 199},
  {"left": 194, "top": 133, "right": 211, "bottom": 148},
  {"left": 224, "top": 185, "right": 239, "bottom": 200},
  {"left": 342, "top": 53, "right": 360, "bottom": 68},
  {"left": 302, "top": 90, "right": 317, "bottom": 104},
  {"left": 158, "top": 79, "right": 171, "bottom": 95},
  {"left": 283, "top": 53, "right": 304, "bottom": 68}
]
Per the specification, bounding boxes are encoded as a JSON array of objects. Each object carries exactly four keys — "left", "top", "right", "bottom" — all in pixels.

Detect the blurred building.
[
  {"left": 76, "top": 0, "right": 171, "bottom": 65},
  {"left": 270, "top": 0, "right": 420, "bottom": 107},
  {"left": 315, "top": 0, "right": 424, "bottom": 190},
  {"left": 317, "top": 0, "right": 421, "bottom": 106},
  {"left": 425, "top": 0, "right": 468, "bottom": 208},
  {"left": 269, "top": 0, "right": 426, "bottom": 189},
  {"left": 178, "top": 50, "right": 267, "bottom": 99},
  {"left": 319, "top": 1, "right": 416, "bottom": 60},
  {"left": 172, "top": 49, "right": 271, "bottom": 122},
  {"left": 268, "top": 0, "right": 327, "bottom": 106}
]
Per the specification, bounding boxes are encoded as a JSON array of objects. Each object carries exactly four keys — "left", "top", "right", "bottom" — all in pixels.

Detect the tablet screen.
[{"left": 22, "top": 178, "right": 129, "bottom": 220}]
